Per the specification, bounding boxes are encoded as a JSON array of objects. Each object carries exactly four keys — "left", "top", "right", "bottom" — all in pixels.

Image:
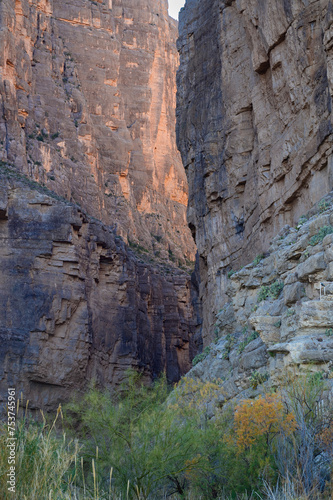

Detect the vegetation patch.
[
  {"left": 296, "top": 214, "right": 308, "bottom": 229},
  {"left": 222, "top": 333, "right": 236, "bottom": 360},
  {"left": 128, "top": 239, "right": 149, "bottom": 254},
  {"left": 237, "top": 330, "right": 260, "bottom": 354},
  {"left": 0, "top": 161, "right": 70, "bottom": 205},
  {"left": 318, "top": 199, "right": 331, "bottom": 213},
  {"left": 192, "top": 346, "right": 211, "bottom": 366},
  {"left": 253, "top": 254, "right": 265, "bottom": 266},
  {"left": 309, "top": 225, "right": 333, "bottom": 246},
  {"left": 258, "top": 280, "right": 284, "bottom": 302},
  {"left": 1, "top": 372, "right": 332, "bottom": 499},
  {"left": 249, "top": 370, "right": 269, "bottom": 389}
]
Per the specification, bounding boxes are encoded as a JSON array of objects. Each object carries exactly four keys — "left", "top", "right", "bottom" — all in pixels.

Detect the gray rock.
[
  {"left": 284, "top": 282, "right": 304, "bottom": 306},
  {"left": 296, "top": 253, "right": 326, "bottom": 282}
]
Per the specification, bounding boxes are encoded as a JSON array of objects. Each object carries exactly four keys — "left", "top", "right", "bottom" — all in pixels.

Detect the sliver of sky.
[{"left": 168, "top": 0, "right": 186, "bottom": 20}]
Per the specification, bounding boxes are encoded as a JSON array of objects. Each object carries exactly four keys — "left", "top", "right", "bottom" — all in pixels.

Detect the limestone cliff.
[
  {"left": 177, "top": 0, "right": 333, "bottom": 341},
  {"left": 186, "top": 195, "right": 333, "bottom": 414},
  {"left": 0, "top": 0, "right": 196, "bottom": 264},
  {"left": 0, "top": 166, "right": 201, "bottom": 411}
]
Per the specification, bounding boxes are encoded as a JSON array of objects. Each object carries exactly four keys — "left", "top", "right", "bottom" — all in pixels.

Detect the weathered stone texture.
[
  {"left": 186, "top": 196, "right": 333, "bottom": 409},
  {"left": 177, "top": 0, "right": 333, "bottom": 341},
  {"left": 0, "top": 172, "right": 201, "bottom": 410},
  {"left": 0, "top": 0, "right": 195, "bottom": 263}
]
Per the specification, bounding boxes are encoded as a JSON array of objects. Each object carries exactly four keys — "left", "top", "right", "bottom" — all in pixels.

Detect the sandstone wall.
[
  {"left": 0, "top": 0, "right": 196, "bottom": 263},
  {"left": 177, "top": 0, "right": 333, "bottom": 341},
  {"left": 0, "top": 169, "right": 201, "bottom": 411}
]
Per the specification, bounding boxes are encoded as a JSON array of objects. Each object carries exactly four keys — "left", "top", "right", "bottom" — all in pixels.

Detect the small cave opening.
[{"left": 235, "top": 220, "right": 244, "bottom": 235}]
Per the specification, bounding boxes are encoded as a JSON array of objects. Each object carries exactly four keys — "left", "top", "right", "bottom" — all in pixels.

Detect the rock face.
[
  {"left": 187, "top": 195, "right": 333, "bottom": 411},
  {"left": 177, "top": 0, "right": 333, "bottom": 341},
  {"left": 0, "top": 169, "right": 201, "bottom": 411},
  {"left": 0, "top": 0, "right": 196, "bottom": 263}
]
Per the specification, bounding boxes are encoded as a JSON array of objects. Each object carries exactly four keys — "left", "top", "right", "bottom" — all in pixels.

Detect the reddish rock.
[
  {"left": 0, "top": 0, "right": 195, "bottom": 263},
  {"left": 0, "top": 171, "right": 201, "bottom": 411}
]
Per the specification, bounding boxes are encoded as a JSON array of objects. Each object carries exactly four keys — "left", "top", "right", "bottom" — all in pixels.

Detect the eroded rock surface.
[
  {"left": 177, "top": 0, "right": 333, "bottom": 340},
  {"left": 186, "top": 195, "right": 333, "bottom": 410},
  {"left": 0, "top": 0, "right": 195, "bottom": 263},
  {"left": 0, "top": 170, "right": 201, "bottom": 410}
]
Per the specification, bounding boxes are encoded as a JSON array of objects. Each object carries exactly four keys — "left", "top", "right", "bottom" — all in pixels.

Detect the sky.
[{"left": 168, "top": 0, "right": 186, "bottom": 20}]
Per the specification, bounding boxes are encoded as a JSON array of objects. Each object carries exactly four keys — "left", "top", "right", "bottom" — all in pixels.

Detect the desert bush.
[
  {"left": 192, "top": 346, "right": 211, "bottom": 366},
  {"left": 309, "top": 226, "right": 333, "bottom": 246},
  {"left": 67, "top": 372, "right": 209, "bottom": 499},
  {"left": 274, "top": 372, "right": 333, "bottom": 496},
  {"left": 258, "top": 281, "right": 284, "bottom": 302},
  {"left": 237, "top": 331, "right": 259, "bottom": 354},
  {"left": 253, "top": 254, "right": 265, "bottom": 266}
]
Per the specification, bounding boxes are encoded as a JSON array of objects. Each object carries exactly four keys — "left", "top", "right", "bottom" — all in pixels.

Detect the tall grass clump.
[{"left": 0, "top": 404, "right": 79, "bottom": 499}]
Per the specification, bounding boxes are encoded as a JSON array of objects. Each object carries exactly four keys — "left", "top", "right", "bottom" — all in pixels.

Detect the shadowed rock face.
[
  {"left": 0, "top": 172, "right": 201, "bottom": 411},
  {"left": 177, "top": 0, "right": 333, "bottom": 341},
  {"left": 0, "top": 0, "right": 196, "bottom": 263}
]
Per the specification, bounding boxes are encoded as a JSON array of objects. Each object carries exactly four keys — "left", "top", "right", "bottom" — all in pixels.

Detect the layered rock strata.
[
  {"left": 0, "top": 0, "right": 195, "bottom": 263},
  {"left": 0, "top": 169, "right": 201, "bottom": 411},
  {"left": 177, "top": 0, "right": 333, "bottom": 341},
  {"left": 187, "top": 195, "right": 333, "bottom": 413}
]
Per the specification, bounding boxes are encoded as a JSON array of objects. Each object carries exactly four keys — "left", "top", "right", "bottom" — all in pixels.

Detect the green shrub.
[
  {"left": 296, "top": 215, "right": 308, "bottom": 229},
  {"left": 128, "top": 239, "right": 149, "bottom": 254},
  {"left": 318, "top": 199, "right": 330, "bottom": 213},
  {"left": 227, "top": 269, "right": 235, "bottom": 278},
  {"left": 258, "top": 285, "right": 270, "bottom": 302},
  {"left": 67, "top": 373, "right": 207, "bottom": 499},
  {"left": 270, "top": 280, "right": 284, "bottom": 298},
  {"left": 309, "top": 226, "right": 333, "bottom": 246},
  {"left": 249, "top": 370, "right": 269, "bottom": 389},
  {"left": 237, "top": 330, "right": 259, "bottom": 354},
  {"left": 222, "top": 333, "right": 235, "bottom": 359},
  {"left": 253, "top": 254, "right": 264, "bottom": 266},
  {"left": 192, "top": 346, "right": 211, "bottom": 366},
  {"left": 258, "top": 281, "right": 284, "bottom": 303}
]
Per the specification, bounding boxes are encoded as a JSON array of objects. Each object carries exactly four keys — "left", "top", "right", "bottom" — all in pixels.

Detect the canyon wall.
[
  {"left": 185, "top": 194, "right": 333, "bottom": 414},
  {"left": 0, "top": 0, "right": 196, "bottom": 263},
  {"left": 0, "top": 0, "right": 203, "bottom": 408},
  {"left": 0, "top": 168, "right": 201, "bottom": 411},
  {"left": 177, "top": 0, "right": 333, "bottom": 341}
]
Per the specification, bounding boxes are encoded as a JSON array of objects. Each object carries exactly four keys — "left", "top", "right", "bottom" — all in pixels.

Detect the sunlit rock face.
[
  {"left": 177, "top": 0, "right": 333, "bottom": 342},
  {"left": 0, "top": 172, "right": 201, "bottom": 411},
  {"left": 0, "top": 0, "right": 196, "bottom": 263}
]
